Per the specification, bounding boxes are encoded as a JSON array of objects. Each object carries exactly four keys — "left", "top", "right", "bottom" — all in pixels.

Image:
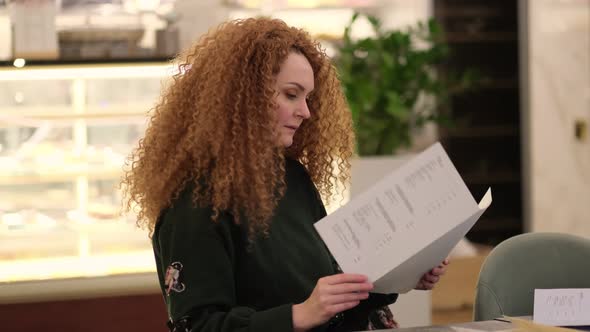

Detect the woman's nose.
[{"left": 297, "top": 100, "right": 311, "bottom": 119}]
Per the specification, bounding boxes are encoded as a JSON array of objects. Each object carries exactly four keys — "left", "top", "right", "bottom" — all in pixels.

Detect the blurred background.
[{"left": 0, "top": 0, "right": 588, "bottom": 331}]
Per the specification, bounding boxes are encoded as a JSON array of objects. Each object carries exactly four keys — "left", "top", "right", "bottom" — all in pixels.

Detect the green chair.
[{"left": 473, "top": 232, "right": 590, "bottom": 321}]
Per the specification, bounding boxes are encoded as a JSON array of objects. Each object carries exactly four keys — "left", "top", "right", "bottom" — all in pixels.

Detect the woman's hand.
[
  {"left": 292, "top": 273, "right": 373, "bottom": 332},
  {"left": 415, "top": 258, "right": 450, "bottom": 291}
]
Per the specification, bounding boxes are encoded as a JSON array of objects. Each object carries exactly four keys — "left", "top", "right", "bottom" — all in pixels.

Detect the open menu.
[{"left": 314, "top": 142, "right": 492, "bottom": 294}]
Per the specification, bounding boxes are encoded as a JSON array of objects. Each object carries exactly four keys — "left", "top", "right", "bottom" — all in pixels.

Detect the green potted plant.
[{"left": 336, "top": 12, "right": 476, "bottom": 156}]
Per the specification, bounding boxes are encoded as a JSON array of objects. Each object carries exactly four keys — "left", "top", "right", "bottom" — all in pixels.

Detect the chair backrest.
[{"left": 473, "top": 232, "right": 590, "bottom": 321}]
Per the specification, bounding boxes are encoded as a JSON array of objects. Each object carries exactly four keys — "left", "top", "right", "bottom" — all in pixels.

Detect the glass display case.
[{"left": 0, "top": 62, "right": 174, "bottom": 285}]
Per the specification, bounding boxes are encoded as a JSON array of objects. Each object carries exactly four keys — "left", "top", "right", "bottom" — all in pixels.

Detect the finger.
[
  {"left": 430, "top": 267, "right": 446, "bottom": 276},
  {"left": 421, "top": 281, "right": 435, "bottom": 290},
  {"left": 423, "top": 274, "right": 440, "bottom": 284},
  {"left": 325, "top": 292, "right": 370, "bottom": 305},
  {"left": 443, "top": 258, "right": 450, "bottom": 265},
  {"left": 417, "top": 283, "right": 433, "bottom": 290},
  {"left": 328, "top": 282, "right": 374, "bottom": 294},
  {"left": 324, "top": 273, "right": 368, "bottom": 285}
]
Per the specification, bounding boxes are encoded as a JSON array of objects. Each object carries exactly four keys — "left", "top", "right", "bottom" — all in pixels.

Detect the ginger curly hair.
[{"left": 121, "top": 17, "right": 354, "bottom": 237}]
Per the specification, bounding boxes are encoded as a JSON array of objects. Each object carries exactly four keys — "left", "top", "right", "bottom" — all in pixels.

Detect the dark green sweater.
[{"left": 153, "top": 159, "right": 397, "bottom": 332}]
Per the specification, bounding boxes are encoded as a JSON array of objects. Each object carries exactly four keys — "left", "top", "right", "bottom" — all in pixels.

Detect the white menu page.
[{"left": 314, "top": 142, "right": 492, "bottom": 293}]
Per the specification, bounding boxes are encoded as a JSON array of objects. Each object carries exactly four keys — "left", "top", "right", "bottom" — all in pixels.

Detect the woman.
[{"left": 122, "top": 17, "right": 447, "bottom": 332}]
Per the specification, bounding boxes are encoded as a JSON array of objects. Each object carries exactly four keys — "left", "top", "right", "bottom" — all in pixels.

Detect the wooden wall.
[{"left": 0, "top": 293, "right": 168, "bottom": 332}]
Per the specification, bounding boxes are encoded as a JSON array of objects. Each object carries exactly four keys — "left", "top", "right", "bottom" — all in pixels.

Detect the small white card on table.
[{"left": 534, "top": 289, "right": 590, "bottom": 326}]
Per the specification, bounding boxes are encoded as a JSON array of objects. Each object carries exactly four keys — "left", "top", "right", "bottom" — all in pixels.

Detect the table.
[
  {"left": 366, "top": 317, "right": 590, "bottom": 332},
  {"left": 375, "top": 319, "right": 513, "bottom": 332}
]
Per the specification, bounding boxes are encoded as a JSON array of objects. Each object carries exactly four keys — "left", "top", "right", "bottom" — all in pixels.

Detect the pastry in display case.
[{"left": 0, "top": 63, "right": 173, "bottom": 283}]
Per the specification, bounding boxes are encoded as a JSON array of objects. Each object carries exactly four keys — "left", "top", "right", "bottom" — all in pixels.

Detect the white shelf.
[
  {"left": 222, "top": 0, "right": 380, "bottom": 10},
  {"left": 1, "top": 105, "right": 150, "bottom": 117},
  {"left": 0, "top": 63, "right": 175, "bottom": 81},
  {"left": 0, "top": 249, "right": 155, "bottom": 283},
  {"left": 0, "top": 167, "right": 123, "bottom": 185},
  {"left": 0, "top": 105, "right": 151, "bottom": 128}
]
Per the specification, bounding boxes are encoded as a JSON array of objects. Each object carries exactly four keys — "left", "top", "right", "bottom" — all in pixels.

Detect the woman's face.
[{"left": 273, "top": 52, "right": 314, "bottom": 147}]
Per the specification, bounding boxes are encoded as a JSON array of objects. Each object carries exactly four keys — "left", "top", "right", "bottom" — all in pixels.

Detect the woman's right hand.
[{"left": 292, "top": 273, "right": 373, "bottom": 332}]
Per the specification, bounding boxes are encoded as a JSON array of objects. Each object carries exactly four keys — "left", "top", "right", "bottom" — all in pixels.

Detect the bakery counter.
[
  {"left": 0, "top": 62, "right": 171, "bottom": 305},
  {"left": 0, "top": 271, "right": 166, "bottom": 332}
]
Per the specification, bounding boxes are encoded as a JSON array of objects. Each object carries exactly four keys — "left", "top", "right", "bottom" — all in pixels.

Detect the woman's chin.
[{"left": 280, "top": 136, "right": 294, "bottom": 148}]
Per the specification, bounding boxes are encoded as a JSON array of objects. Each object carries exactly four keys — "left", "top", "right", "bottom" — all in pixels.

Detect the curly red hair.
[{"left": 121, "top": 17, "right": 354, "bottom": 237}]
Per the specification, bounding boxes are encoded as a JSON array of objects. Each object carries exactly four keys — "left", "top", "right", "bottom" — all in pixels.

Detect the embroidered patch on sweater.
[
  {"left": 165, "top": 262, "right": 186, "bottom": 295},
  {"left": 367, "top": 306, "right": 398, "bottom": 330}
]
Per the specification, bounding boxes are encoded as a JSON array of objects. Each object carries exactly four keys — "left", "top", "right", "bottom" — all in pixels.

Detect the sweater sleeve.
[{"left": 154, "top": 197, "right": 293, "bottom": 332}]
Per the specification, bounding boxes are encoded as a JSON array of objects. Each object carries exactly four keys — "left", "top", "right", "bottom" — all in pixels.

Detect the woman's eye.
[{"left": 286, "top": 92, "right": 297, "bottom": 100}]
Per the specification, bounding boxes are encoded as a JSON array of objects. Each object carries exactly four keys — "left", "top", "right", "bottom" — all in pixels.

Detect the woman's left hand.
[{"left": 415, "top": 258, "right": 450, "bottom": 290}]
